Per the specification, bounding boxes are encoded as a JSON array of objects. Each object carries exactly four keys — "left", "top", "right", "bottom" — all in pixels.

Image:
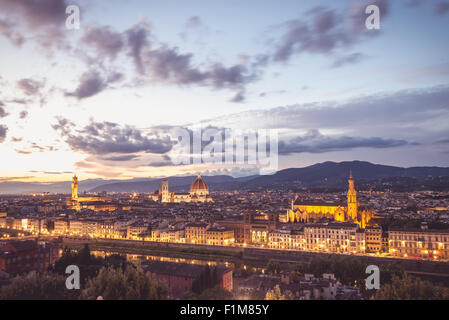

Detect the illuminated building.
[
  {"left": 151, "top": 174, "right": 214, "bottom": 203},
  {"left": 185, "top": 222, "right": 209, "bottom": 244},
  {"left": 268, "top": 229, "right": 305, "bottom": 251},
  {"left": 303, "top": 222, "right": 364, "bottom": 254},
  {"left": 388, "top": 228, "right": 449, "bottom": 260},
  {"left": 67, "top": 175, "right": 127, "bottom": 212},
  {"left": 206, "top": 226, "right": 235, "bottom": 246},
  {"left": 288, "top": 171, "right": 374, "bottom": 228},
  {"left": 53, "top": 219, "right": 69, "bottom": 235},
  {"left": 127, "top": 223, "right": 149, "bottom": 240},
  {"left": 244, "top": 211, "right": 279, "bottom": 246},
  {"left": 71, "top": 175, "right": 78, "bottom": 199},
  {"left": 365, "top": 226, "right": 382, "bottom": 253}
]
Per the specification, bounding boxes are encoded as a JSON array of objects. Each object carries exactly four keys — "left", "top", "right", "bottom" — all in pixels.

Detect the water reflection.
[{"left": 91, "top": 250, "right": 234, "bottom": 268}]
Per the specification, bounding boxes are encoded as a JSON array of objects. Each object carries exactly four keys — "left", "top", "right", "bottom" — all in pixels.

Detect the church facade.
[
  {"left": 287, "top": 171, "right": 373, "bottom": 228},
  {"left": 151, "top": 174, "right": 213, "bottom": 203},
  {"left": 67, "top": 175, "right": 123, "bottom": 212}
]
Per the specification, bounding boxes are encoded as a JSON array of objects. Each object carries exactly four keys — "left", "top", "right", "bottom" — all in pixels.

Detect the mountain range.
[{"left": 1, "top": 161, "right": 449, "bottom": 194}]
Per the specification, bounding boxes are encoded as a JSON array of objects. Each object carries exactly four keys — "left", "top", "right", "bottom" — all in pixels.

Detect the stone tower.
[
  {"left": 161, "top": 180, "right": 169, "bottom": 203},
  {"left": 71, "top": 175, "right": 78, "bottom": 200},
  {"left": 347, "top": 170, "right": 357, "bottom": 220}
]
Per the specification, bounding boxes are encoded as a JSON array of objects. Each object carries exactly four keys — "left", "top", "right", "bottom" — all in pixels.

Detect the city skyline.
[{"left": 0, "top": 0, "right": 448, "bottom": 183}]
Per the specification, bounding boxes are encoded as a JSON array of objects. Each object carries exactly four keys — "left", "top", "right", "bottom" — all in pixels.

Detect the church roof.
[
  {"left": 293, "top": 198, "right": 345, "bottom": 207},
  {"left": 190, "top": 173, "right": 209, "bottom": 192}
]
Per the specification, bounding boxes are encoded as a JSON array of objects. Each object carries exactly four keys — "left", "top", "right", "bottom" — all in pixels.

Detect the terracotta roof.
[
  {"left": 190, "top": 174, "right": 209, "bottom": 192},
  {"left": 293, "top": 198, "right": 345, "bottom": 207}
]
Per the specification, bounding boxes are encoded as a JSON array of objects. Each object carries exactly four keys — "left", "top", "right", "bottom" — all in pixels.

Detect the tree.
[
  {"left": 51, "top": 245, "right": 132, "bottom": 285},
  {"left": 265, "top": 285, "right": 294, "bottom": 300},
  {"left": 184, "top": 285, "right": 233, "bottom": 300},
  {"left": 81, "top": 265, "right": 168, "bottom": 300},
  {"left": 266, "top": 260, "right": 282, "bottom": 274},
  {"left": 372, "top": 274, "right": 449, "bottom": 300},
  {"left": 0, "top": 272, "right": 78, "bottom": 300}
]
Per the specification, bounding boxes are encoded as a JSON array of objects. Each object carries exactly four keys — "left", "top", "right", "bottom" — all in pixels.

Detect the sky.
[{"left": 0, "top": 0, "right": 448, "bottom": 182}]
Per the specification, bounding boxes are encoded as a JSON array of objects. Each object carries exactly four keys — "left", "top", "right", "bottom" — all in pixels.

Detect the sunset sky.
[{"left": 0, "top": 0, "right": 448, "bottom": 182}]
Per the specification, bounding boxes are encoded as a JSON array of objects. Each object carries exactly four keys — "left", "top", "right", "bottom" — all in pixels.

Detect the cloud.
[
  {"left": 331, "top": 53, "right": 364, "bottom": 68},
  {"left": 65, "top": 70, "right": 123, "bottom": 100},
  {"left": 278, "top": 129, "right": 409, "bottom": 154},
  {"left": 0, "top": 106, "right": 8, "bottom": 117},
  {"left": 81, "top": 25, "right": 125, "bottom": 59},
  {"left": 148, "top": 161, "right": 174, "bottom": 167},
  {"left": 186, "top": 16, "right": 202, "bottom": 28},
  {"left": 0, "top": 0, "right": 76, "bottom": 50},
  {"left": 272, "top": 1, "right": 389, "bottom": 63},
  {"left": 53, "top": 119, "right": 175, "bottom": 155},
  {"left": 126, "top": 21, "right": 151, "bottom": 75},
  {"left": 74, "top": 20, "right": 259, "bottom": 101},
  {"left": 0, "top": 125, "right": 7, "bottom": 142},
  {"left": 435, "top": 1, "right": 449, "bottom": 15},
  {"left": 102, "top": 155, "right": 140, "bottom": 161},
  {"left": 202, "top": 85, "right": 449, "bottom": 132},
  {"left": 17, "top": 78, "right": 45, "bottom": 96},
  {"left": 0, "top": 0, "right": 68, "bottom": 28},
  {"left": 19, "top": 110, "right": 28, "bottom": 119},
  {"left": 0, "top": 18, "right": 25, "bottom": 46},
  {"left": 65, "top": 71, "right": 106, "bottom": 99}
]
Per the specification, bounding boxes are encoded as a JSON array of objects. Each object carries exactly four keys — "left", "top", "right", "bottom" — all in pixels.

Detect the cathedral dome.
[{"left": 190, "top": 174, "right": 209, "bottom": 193}]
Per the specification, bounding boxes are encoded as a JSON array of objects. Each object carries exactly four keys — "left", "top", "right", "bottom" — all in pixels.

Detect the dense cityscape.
[
  {"left": 0, "top": 0, "right": 448, "bottom": 306},
  {"left": 2, "top": 171, "right": 449, "bottom": 300}
]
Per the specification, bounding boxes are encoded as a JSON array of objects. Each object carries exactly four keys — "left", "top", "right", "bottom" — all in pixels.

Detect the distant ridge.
[{"left": 1, "top": 161, "right": 449, "bottom": 194}]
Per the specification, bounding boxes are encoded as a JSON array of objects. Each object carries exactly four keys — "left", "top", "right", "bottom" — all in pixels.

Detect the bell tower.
[
  {"left": 161, "top": 180, "right": 169, "bottom": 203},
  {"left": 71, "top": 175, "right": 78, "bottom": 200},
  {"left": 347, "top": 170, "right": 357, "bottom": 220}
]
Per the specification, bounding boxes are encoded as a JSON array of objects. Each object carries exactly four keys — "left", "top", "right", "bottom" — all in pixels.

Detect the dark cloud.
[
  {"left": 81, "top": 25, "right": 125, "bottom": 59},
  {"left": 211, "top": 85, "right": 449, "bottom": 132},
  {"left": 102, "top": 155, "right": 140, "bottom": 161},
  {"left": 126, "top": 22, "right": 151, "bottom": 74},
  {"left": 0, "top": 18, "right": 25, "bottom": 46},
  {"left": 278, "top": 129, "right": 409, "bottom": 155},
  {"left": 148, "top": 161, "right": 173, "bottom": 167},
  {"left": 139, "top": 47, "right": 254, "bottom": 94},
  {"left": 0, "top": 124, "right": 7, "bottom": 142},
  {"left": 0, "top": 0, "right": 75, "bottom": 50},
  {"left": 19, "top": 110, "right": 28, "bottom": 119},
  {"left": 10, "top": 137, "right": 23, "bottom": 142},
  {"left": 52, "top": 117, "right": 75, "bottom": 135},
  {"left": 17, "top": 78, "right": 44, "bottom": 96},
  {"left": 74, "top": 20, "right": 258, "bottom": 101},
  {"left": 0, "top": 0, "right": 68, "bottom": 28},
  {"left": 65, "top": 70, "right": 123, "bottom": 100},
  {"left": 65, "top": 71, "right": 105, "bottom": 99},
  {"left": 331, "top": 53, "right": 364, "bottom": 68},
  {"left": 186, "top": 16, "right": 202, "bottom": 28},
  {"left": 0, "top": 106, "right": 8, "bottom": 117},
  {"left": 230, "top": 90, "right": 245, "bottom": 103},
  {"left": 53, "top": 119, "right": 175, "bottom": 155},
  {"left": 435, "top": 1, "right": 449, "bottom": 15},
  {"left": 273, "top": 1, "right": 389, "bottom": 63}
]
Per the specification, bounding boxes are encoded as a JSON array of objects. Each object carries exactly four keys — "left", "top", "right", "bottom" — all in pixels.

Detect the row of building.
[{"left": 2, "top": 214, "right": 449, "bottom": 260}]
